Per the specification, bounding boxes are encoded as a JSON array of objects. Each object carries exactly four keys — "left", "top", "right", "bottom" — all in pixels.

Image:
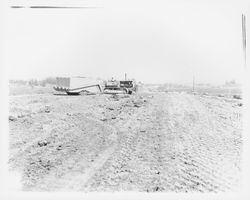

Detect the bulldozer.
[{"left": 103, "top": 78, "right": 137, "bottom": 94}]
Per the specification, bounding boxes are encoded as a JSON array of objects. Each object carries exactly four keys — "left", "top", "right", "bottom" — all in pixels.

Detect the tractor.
[{"left": 103, "top": 78, "right": 137, "bottom": 94}]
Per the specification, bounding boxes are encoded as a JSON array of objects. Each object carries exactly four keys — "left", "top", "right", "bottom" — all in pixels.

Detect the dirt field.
[{"left": 8, "top": 87, "right": 242, "bottom": 192}]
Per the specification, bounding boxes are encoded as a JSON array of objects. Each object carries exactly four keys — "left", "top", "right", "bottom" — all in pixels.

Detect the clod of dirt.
[
  {"left": 17, "top": 113, "right": 26, "bottom": 118},
  {"left": 218, "top": 94, "right": 225, "bottom": 97},
  {"left": 38, "top": 140, "right": 49, "bottom": 147},
  {"left": 109, "top": 95, "right": 120, "bottom": 101},
  {"left": 134, "top": 104, "right": 141, "bottom": 108},
  {"left": 233, "top": 95, "right": 242, "bottom": 100},
  {"left": 38, "top": 159, "right": 52, "bottom": 171},
  {"left": 45, "top": 106, "right": 50, "bottom": 113},
  {"left": 123, "top": 102, "right": 133, "bottom": 107},
  {"left": 121, "top": 95, "right": 130, "bottom": 98},
  {"left": 56, "top": 145, "right": 62, "bottom": 151},
  {"left": 9, "top": 115, "right": 17, "bottom": 121},
  {"left": 171, "top": 156, "right": 175, "bottom": 160}
]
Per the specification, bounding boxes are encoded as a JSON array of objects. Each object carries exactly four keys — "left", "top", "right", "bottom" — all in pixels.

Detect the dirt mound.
[{"left": 9, "top": 92, "right": 242, "bottom": 192}]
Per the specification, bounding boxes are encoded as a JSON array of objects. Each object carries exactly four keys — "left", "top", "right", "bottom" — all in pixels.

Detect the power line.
[{"left": 192, "top": 76, "right": 195, "bottom": 93}]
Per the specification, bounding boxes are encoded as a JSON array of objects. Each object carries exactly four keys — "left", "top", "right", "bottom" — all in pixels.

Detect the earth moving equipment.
[
  {"left": 120, "top": 80, "right": 137, "bottom": 94},
  {"left": 53, "top": 77, "right": 102, "bottom": 95},
  {"left": 103, "top": 79, "right": 137, "bottom": 94}
]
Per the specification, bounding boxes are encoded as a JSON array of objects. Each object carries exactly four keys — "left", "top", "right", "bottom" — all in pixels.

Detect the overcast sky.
[{"left": 3, "top": 0, "right": 249, "bottom": 84}]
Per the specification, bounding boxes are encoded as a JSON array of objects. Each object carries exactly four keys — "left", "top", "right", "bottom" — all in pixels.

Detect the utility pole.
[
  {"left": 125, "top": 73, "right": 127, "bottom": 81},
  {"left": 242, "top": 14, "right": 246, "bottom": 67},
  {"left": 192, "top": 76, "right": 195, "bottom": 93}
]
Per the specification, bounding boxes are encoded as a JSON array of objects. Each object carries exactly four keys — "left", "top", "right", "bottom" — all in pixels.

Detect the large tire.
[{"left": 123, "top": 88, "right": 128, "bottom": 94}]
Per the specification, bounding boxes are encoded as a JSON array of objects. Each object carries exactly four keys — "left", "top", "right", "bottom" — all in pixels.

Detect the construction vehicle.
[
  {"left": 120, "top": 80, "right": 137, "bottom": 94},
  {"left": 53, "top": 77, "right": 102, "bottom": 95},
  {"left": 103, "top": 78, "right": 137, "bottom": 94}
]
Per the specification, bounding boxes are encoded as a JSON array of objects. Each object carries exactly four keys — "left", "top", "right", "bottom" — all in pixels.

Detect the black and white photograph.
[{"left": 0, "top": 0, "right": 249, "bottom": 199}]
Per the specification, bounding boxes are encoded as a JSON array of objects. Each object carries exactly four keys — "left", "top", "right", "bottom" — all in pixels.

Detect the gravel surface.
[{"left": 9, "top": 91, "right": 242, "bottom": 192}]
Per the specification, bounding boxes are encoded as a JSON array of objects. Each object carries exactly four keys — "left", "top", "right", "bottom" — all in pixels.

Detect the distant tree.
[
  {"left": 33, "top": 79, "right": 38, "bottom": 86},
  {"left": 28, "top": 80, "right": 34, "bottom": 88},
  {"left": 225, "top": 80, "right": 236, "bottom": 86},
  {"left": 39, "top": 80, "right": 46, "bottom": 87},
  {"left": 28, "top": 79, "right": 38, "bottom": 88},
  {"left": 9, "top": 80, "right": 27, "bottom": 85},
  {"left": 43, "top": 77, "right": 56, "bottom": 85},
  {"left": 230, "top": 80, "right": 236, "bottom": 85},
  {"left": 37, "top": 77, "right": 56, "bottom": 87}
]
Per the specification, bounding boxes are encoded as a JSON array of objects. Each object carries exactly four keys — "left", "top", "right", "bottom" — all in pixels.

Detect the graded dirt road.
[{"left": 9, "top": 92, "right": 242, "bottom": 192}]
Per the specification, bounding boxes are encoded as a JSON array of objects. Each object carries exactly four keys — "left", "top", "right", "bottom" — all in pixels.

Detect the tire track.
[{"left": 165, "top": 93, "right": 242, "bottom": 192}]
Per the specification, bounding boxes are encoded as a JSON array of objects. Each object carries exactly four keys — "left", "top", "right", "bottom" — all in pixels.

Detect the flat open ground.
[{"left": 9, "top": 87, "right": 242, "bottom": 192}]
